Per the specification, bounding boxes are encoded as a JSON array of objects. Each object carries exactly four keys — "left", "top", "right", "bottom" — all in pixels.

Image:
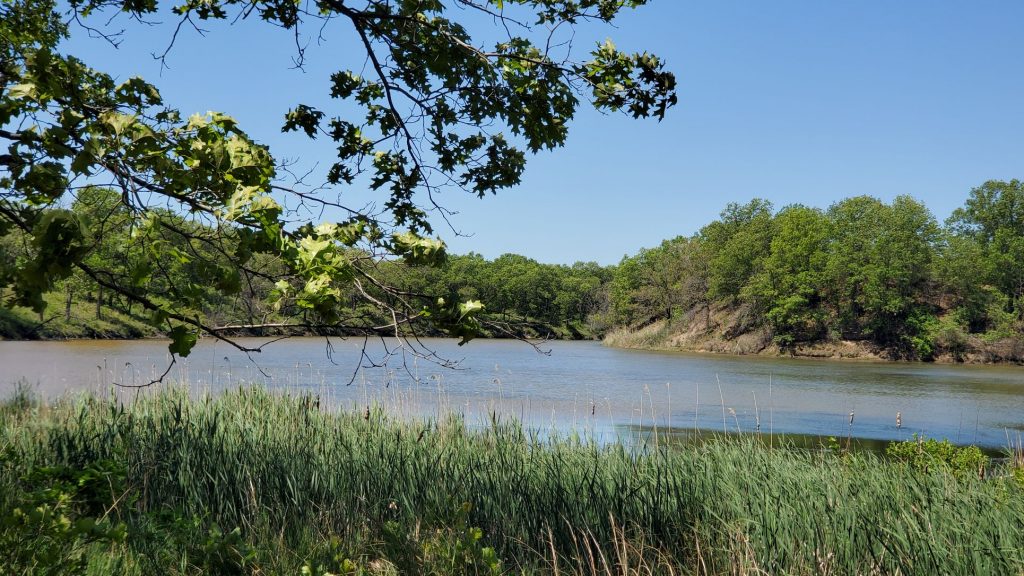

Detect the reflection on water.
[{"left": 1, "top": 337, "right": 1022, "bottom": 448}]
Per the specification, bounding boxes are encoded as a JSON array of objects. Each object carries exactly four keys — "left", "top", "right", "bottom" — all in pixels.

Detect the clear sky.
[{"left": 63, "top": 1, "right": 1024, "bottom": 265}]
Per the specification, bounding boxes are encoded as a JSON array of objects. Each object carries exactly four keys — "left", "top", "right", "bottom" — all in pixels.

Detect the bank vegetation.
[
  {"left": 2, "top": 386, "right": 1023, "bottom": 575},
  {"left": 4, "top": 180, "right": 1024, "bottom": 362}
]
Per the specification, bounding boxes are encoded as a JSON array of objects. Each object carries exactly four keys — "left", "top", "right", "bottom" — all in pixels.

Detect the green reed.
[{"left": 2, "top": 385, "right": 1022, "bottom": 575}]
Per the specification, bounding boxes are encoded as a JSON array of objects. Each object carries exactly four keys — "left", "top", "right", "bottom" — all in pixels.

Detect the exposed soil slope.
[{"left": 603, "top": 305, "right": 1024, "bottom": 364}]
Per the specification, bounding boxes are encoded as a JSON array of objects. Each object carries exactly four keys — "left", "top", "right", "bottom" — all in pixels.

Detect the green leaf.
[
  {"left": 99, "top": 111, "right": 136, "bottom": 137},
  {"left": 129, "top": 261, "right": 153, "bottom": 286},
  {"left": 168, "top": 325, "right": 198, "bottom": 357},
  {"left": 70, "top": 150, "right": 94, "bottom": 175},
  {"left": 392, "top": 231, "right": 447, "bottom": 266},
  {"left": 459, "top": 300, "right": 484, "bottom": 319},
  {"left": 8, "top": 82, "right": 36, "bottom": 99}
]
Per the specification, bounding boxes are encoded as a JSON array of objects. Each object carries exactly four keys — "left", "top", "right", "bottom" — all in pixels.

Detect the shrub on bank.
[{"left": 885, "top": 433, "right": 989, "bottom": 477}]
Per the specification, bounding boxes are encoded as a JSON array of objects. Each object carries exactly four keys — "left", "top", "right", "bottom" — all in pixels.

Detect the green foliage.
[
  {"left": 0, "top": 289, "right": 157, "bottom": 339},
  {"left": 902, "top": 310, "right": 939, "bottom": 361},
  {"left": 947, "top": 179, "right": 1024, "bottom": 322},
  {"left": 2, "top": 388, "right": 1023, "bottom": 575},
  {"left": 603, "top": 186, "right": 1023, "bottom": 360},
  {"left": 935, "top": 234, "right": 1000, "bottom": 332},
  {"left": 886, "top": 434, "right": 989, "bottom": 477},
  {"left": 13, "top": 209, "right": 91, "bottom": 312},
  {"left": 419, "top": 503, "right": 503, "bottom": 576},
  {"left": 744, "top": 204, "right": 828, "bottom": 345},
  {"left": 1012, "top": 463, "right": 1024, "bottom": 490},
  {"left": 925, "top": 312, "right": 969, "bottom": 360},
  {"left": 196, "top": 525, "right": 256, "bottom": 575},
  {"left": 167, "top": 325, "right": 199, "bottom": 357},
  {"left": 2, "top": 0, "right": 1019, "bottom": 362},
  {"left": 823, "top": 195, "right": 940, "bottom": 349},
  {"left": 701, "top": 199, "right": 775, "bottom": 302},
  {"left": 948, "top": 179, "right": 1024, "bottom": 243},
  {"left": 421, "top": 297, "right": 486, "bottom": 345},
  {"left": 0, "top": 0, "right": 675, "bottom": 357},
  {"left": 379, "top": 251, "right": 613, "bottom": 338},
  {"left": 307, "top": 504, "right": 502, "bottom": 576},
  {"left": 7, "top": 170, "right": 1024, "bottom": 362},
  {"left": 609, "top": 237, "right": 699, "bottom": 327},
  {"left": 0, "top": 459, "right": 129, "bottom": 574}
]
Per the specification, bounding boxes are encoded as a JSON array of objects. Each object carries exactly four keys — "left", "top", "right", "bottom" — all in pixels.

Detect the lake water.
[{"left": 2, "top": 337, "right": 1023, "bottom": 449}]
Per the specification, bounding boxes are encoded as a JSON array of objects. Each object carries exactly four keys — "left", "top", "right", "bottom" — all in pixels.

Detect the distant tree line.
[
  {"left": 376, "top": 254, "right": 612, "bottom": 338},
  {"left": 3, "top": 180, "right": 1023, "bottom": 358},
  {"left": 0, "top": 187, "right": 612, "bottom": 340},
  {"left": 609, "top": 180, "right": 1024, "bottom": 360}
]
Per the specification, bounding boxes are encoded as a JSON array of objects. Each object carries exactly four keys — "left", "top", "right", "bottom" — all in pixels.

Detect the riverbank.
[
  {"left": 0, "top": 293, "right": 593, "bottom": 342},
  {"left": 0, "top": 293, "right": 158, "bottom": 340},
  {"left": 2, "top": 386, "right": 1022, "bottom": 575},
  {"left": 4, "top": 291, "right": 1021, "bottom": 367},
  {"left": 603, "top": 306, "right": 1024, "bottom": 365}
]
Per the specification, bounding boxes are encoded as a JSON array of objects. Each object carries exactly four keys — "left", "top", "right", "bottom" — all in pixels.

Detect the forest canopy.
[
  {"left": 0, "top": 0, "right": 676, "bottom": 362},
  {"left": 605, "top": 181, "right": 1024, "bottom": 361}
]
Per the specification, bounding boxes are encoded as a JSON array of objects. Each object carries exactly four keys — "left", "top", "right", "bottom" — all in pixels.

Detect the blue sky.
[{"left": 64, "top": 1, "right": 1024, "bottom": 265}]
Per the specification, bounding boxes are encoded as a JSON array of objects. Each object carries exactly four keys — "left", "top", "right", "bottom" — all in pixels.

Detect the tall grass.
[
  {"left": 2, "top": 385, "right": 1023, "bottom": 575},
  {"left": 601, "top": 320, "right": 673, "bottom": 349}
]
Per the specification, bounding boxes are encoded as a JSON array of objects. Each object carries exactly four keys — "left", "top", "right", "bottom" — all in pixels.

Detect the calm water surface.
[{"left": 2, "top": 338, "right": 1022, "bottom": 448}]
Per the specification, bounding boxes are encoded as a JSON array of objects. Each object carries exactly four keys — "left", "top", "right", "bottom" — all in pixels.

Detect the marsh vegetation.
[{"left": 2, "top": 386, "right": 1022, "bottom": 575}]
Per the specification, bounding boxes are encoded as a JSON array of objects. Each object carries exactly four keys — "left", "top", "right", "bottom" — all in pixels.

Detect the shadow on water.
[{"left": 619, "top": 424, "right": 1010, "bottom": 458}]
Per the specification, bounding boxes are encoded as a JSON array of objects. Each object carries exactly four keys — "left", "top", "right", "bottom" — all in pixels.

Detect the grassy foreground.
[{"left": 1, "top": 386, "right": 1023, "bottom": 575}]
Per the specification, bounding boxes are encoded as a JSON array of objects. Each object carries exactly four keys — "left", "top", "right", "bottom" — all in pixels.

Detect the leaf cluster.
[{"left": 0, "top": 0, "right": 675, "bottom": 362}]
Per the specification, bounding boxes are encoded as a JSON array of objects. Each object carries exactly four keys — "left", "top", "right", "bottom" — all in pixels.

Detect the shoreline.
[
  {"left": 604, "top": 338, "right": 1024, "bottom": 366},
  {"left": 601, "top": 317, "right": 1024, "bottom": 366},
  {"left": 4, "top": 330, "right": 1024, "bottom": 366}
]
